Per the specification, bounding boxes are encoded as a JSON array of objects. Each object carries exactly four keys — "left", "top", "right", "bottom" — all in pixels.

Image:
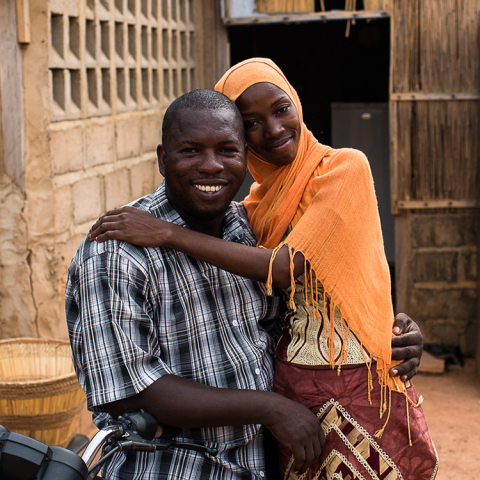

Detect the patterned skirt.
[{"left": 274, "top": 360, "right": 439, "bottom": 480}]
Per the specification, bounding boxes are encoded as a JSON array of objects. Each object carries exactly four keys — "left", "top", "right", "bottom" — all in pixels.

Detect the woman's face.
[{"left": 235, "top": 82, "right": 301, "bottom": 167}]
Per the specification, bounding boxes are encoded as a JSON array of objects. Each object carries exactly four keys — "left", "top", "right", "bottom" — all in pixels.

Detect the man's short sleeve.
[{"left": 67, "top": 247, "right": 173, "bottom": 412}]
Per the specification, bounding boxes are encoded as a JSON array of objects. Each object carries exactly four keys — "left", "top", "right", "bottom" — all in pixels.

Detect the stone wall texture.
[
  {"left": 405, "top": 212, "right": 478, "bottom": 355},
  {"left": 0, "top": 113, "right": 163, "bottom": 341},
  {"left": 0, "top": 111, "right": 163, "bottom": 341},
  {"left": 42, "top": 116, "right": 162, "bottom": 339},
  {"left": 0, "top": 0, "right": 164, "bottom": 340}
]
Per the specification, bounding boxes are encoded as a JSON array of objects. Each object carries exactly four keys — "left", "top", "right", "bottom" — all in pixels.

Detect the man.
[{"left": 67, "top": 90, "right": 422, "bottom": 480}]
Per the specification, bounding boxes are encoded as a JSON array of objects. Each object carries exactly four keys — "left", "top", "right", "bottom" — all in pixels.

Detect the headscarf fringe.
[
  {"left": 267, "top": 243, "right": 393, "bottom": 382},
  {"left": 374, "top": 388, "right": 392, "bottom": 438},
  {"left": 407, "top": 393, "right": 424, "bottom": 408},
  {"left": 338, "top": 322, "right": 349, "bottom": 376},
  {"left": 303, "top": 257, "right": 309, "bottom": 307},
  {"left": 287, "top": 245, "right": 296, "bottom": 310},
  {"left": 406, "top": 395, "right": 412, "bottom": 447},
  {"left": 329, "top": 299, "right": 336, "bottom": 367},
  {"left": 361, "top": 345, "right": 373, "bottom": 405},
  {"left": 322, "top": 289, "right": 327, "bottom": 338},
  {"left": 265, "top": 243, "right": 421, "bottom": 442},
  {"left": 311, "top": 272, "right": 316, "bottom": 317}
]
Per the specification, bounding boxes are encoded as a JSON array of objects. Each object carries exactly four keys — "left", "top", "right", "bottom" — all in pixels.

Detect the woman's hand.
[
  {"left": 89, "top": 206, "right": 173, "bottom": 247},
  {"left": 390, "top": 313, "right": 423, "bottom": 381}
]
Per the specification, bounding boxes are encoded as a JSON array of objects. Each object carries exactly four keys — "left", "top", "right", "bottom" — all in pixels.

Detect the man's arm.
[
  {"left": 106, "top": 374, "right": 325, "bottom": 475},
  {"left": 70, "top": 246, "right": 324, "bottom": 475}
]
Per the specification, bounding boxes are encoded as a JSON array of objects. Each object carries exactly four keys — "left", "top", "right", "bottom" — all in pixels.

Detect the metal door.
[{"left": 331, "top": 102, "right": 394, "bottom": 263}]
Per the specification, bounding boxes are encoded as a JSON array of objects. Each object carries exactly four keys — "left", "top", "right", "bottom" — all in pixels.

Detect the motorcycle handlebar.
[{"left": 0, "top": 410, "right": 218, "bottom": 480}]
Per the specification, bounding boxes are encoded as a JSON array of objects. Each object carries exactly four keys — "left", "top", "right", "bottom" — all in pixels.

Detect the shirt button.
[
  {"left": 232, "top": 320, "right": 238, "bottom": 327},
  {"left": 259, "top": 471, "right": 265, "bottom": 477},
  {"left": 255, "top": 368, "right": 261, "bottom": 375}
]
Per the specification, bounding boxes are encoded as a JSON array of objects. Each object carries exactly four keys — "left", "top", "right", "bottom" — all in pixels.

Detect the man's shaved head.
[{"left": 162, "top": 89, "right": 245, "bottom": 151}]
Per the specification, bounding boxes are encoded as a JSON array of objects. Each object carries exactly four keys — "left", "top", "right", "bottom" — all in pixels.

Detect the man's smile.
[{"left": 193, "top": 184, "right": 225, "bottom": 193}]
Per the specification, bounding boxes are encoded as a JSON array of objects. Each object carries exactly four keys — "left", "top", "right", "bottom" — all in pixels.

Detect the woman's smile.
[{"left": 266, "top": 135, "right": 294, "bottom": 152}]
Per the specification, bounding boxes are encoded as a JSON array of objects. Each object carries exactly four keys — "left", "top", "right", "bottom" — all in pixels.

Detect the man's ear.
[{"left": 157, "top": 144, "right": 166, "bottom": 177}]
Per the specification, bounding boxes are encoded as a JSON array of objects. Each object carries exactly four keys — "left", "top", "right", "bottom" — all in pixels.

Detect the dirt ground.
[
  {"left": 78, "top": 359, "right": 480, "bottom": 479},
  {"left": 414, "top": 358, "right": 480, "bottom": 480}
]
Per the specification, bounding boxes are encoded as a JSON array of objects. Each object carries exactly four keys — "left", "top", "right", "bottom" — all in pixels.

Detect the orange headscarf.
[{"left": 216, "top": 58, "right": 409, "bottom": 418}]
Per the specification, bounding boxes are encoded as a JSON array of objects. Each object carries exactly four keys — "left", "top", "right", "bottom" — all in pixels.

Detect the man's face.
[{"left": 158, "top": 108, "right": 247, "bottom": 234}]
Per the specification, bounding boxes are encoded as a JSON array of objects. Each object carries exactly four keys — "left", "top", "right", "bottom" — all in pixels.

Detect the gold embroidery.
[
  {"left": 283, "top": 399, "right": 410, "bottom": 480},
  {"left": 317, "top": 399, "right": 404, "bottom": 480},
  {"left": 326, "top": 423, "right": 384, "bottom": 479},
  {"left": 314, "top": 450, "right": 366, "bottom": 480},
  {"left": 287, "top": 450, "right": 367, "bottom": 480},
  {"left": 430, "top": 443, "right": 440, "bottom": 480},
  {"left": 283, "top": 278, "right": 370, "bottom": 367},
  {"left": 385, "top": 471, "right": 400, "bottom": 480}
]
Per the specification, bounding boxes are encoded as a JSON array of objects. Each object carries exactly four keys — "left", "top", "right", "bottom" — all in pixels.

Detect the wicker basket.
[{"left": 0, "top": 338, "right": 86, "bottom": 448}]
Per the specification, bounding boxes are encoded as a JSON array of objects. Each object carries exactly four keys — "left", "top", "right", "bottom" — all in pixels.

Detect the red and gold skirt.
[{"left": 275, "top": 359, "right": 439, "bottom": 480}]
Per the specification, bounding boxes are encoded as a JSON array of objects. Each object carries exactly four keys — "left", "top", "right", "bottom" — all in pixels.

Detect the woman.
[{"left": 90, "top": 58, "right": 438, "bottom": 479}]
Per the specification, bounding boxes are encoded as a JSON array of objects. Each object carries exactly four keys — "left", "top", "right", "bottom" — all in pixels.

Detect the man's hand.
[
  {"left": 107, "top": 374, "right": 325, "bottom": 477},
  {"left": 390, "top": 313, "right": 423, "bottom": 381},
  {"left": 265, "top": 396, "right": 325, "bottom": 475},
  {"left": 89, "top": 206, "right": 173, "bottom": 247}
]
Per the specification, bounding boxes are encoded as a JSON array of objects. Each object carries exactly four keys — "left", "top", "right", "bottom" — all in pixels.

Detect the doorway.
[{"left": 228, "top": 17, "right": 395, "bottom": 302}]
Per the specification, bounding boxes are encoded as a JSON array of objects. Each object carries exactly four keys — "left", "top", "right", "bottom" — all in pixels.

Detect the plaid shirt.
[{"left": 66, "top": 182, "right": 280, "bottom": 480}]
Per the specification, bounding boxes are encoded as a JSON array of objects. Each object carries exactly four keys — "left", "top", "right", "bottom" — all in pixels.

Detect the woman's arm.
[
  {"left": 90, "top": 208, "right": 424, "bottom": 380},
  {"left": 89, "top": 206, "right": 305, "bottom": 289},
  {"left": 391, "top": 313, "right": 423, "bottom": 381}
]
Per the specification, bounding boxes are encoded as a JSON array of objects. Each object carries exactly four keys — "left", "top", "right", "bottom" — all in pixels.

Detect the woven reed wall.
[
  {"left": 390, "top": 0, "right": 480, "bottom": 203},
  {"left": 255, "top": 0, "right": 314, "bottom": 13},
  {"left": 392, "top": 0, "right": 479, "bottom": 93},
  {"left": 396, "top": 101, "right": 478, "bottom": 201},
  {"left": 363, "top": 0, "right": 383, "bottom": 10},
  {"left": 255, "top": 0, "right": 384, "bottom": 12}
]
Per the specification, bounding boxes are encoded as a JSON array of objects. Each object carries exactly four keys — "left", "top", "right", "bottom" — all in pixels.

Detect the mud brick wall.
[
  {"left": 0, "top": 0, "right": 197, "bottom": 340},
  {"left": 400, "top": 212, "right": 478, "bottom": 355}
]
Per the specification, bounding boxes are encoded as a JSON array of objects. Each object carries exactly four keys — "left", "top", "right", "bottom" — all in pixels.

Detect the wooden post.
[
  {"left": 15, "top": 0, "right": 31, "bottom": 44},
  {"left": 477, "top": 206, "right": 480, "bottom": 378},
  {"left": 476, "top": 9, "right": 480, "bottom": 380},
  {"left": 196, "top": 0, "right": 229, "bottom": 89},
  {"left": 394, "top": 214, "right": 411, "bottom": 314}
]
